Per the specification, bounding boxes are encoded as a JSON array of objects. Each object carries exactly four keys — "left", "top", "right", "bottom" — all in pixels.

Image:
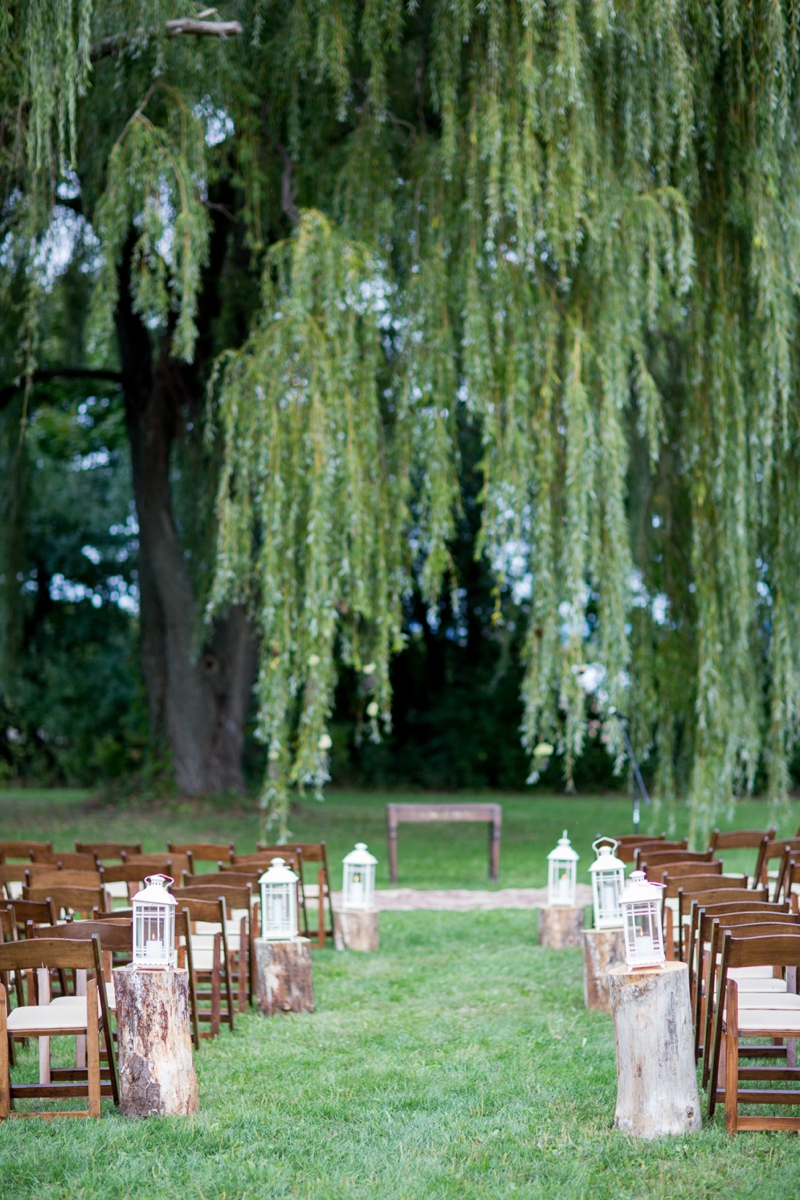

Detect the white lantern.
[
  {"left": 259, "top": 857, "right": 299, "bottom": 940},
  {"left": 589, "top": 837, "right": 626, "bottom": 929},
  {"left": 132, "top": 874, "right": 176, "bottom": 969},
  {"left": 619, "top": 870, "right": 665, "bottom": 968},
  {"left": 547, "top": 830, "right": 579, "bottom": 907},
  {"left": 342, "top": 843, "right": 377, "bottom": 911}
]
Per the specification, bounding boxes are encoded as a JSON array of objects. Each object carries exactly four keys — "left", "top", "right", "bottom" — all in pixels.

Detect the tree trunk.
[
  {"left": 538, "top": 906, "right": 585, "bottom": 948},
  {"left": 333, "top": 908, "right": 379, "bottom": 951},
  {"left": 115, "top": 233, "right": 256, "bottom": 795},
  {"left": 113, "top": 965, "right": 199, "bottom": 1117},
  {"left": 582, "top": 928, "right": 626, "bottom": 1012},
  {"left": 254, "top": 938, "right": 315, "bottom": 1014},
  {"left": 608, "top": 961, "right": 701, "bottom": 1138}
]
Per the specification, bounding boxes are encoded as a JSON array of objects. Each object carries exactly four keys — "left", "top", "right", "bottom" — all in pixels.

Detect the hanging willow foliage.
[{"left": 7, "top": 0, "right": 800, "bottom": 839}]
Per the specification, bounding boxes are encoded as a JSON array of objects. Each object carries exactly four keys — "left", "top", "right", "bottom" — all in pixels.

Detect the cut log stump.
[
  {"left": 333, "top": 908, "right": 379, "bottom": 952},
  {"left": 254, "top": 937, "right": 315, "bottom": 1015},
  {"left": 608, "top": 961, "right": 701, "bottom": 1138},
  {"left": 582, "top": 928, "right": 626, "bottom": 1012},
  {"left": 113, "top": 965, "right": 198, "bottom": 1117},
  {"left": 538, "top": 905, "right": 585, "bottom": 948}
]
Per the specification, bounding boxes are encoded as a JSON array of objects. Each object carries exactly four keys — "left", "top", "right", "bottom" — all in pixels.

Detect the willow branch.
[{"left": 91, "top": 17, "right": 243, "bottom": 62}]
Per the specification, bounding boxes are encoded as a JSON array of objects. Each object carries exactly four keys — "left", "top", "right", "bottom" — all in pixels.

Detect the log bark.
[
  {"left": 608, "top": 961, "right": 701, "bottom": 1138},
  {"left": 538, "top": 906, "right": 585, "bottom": 948},
  {"left": 113, "top": 966, "right": 199, "bottom": 1117},
  {"left": 582, "top": 928, "right": 626, "bottom": 1012},
  {"left": 254, "top": 937, "right": 315, "bottom": 1015},
  {"left": 333, "top": 908, "right": 379, "bottom": 952}
]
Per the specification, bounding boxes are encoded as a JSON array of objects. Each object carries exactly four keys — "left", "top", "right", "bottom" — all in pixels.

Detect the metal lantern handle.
[
  {"left": 144, "top": 874, "right": 174, "bottom": 890},
  {"left": 592, "top": 837, "right": 619, "bottom": 856}
]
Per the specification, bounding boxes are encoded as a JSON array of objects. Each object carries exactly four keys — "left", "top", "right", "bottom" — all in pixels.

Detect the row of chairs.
[
  {"left": 0, "top": 839, "right": 335, "bottom": 949},
  {"left": 618, "top": 829, "right": 800, "bottom": 1133}
]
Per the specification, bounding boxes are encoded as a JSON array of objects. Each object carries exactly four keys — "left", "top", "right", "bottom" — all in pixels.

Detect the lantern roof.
[
  {"left": 619, "top": 869, "right": 664, "bottom": 903},
  {"left": 343, "top": 842, "right": 377, "bottom": 865},
  {"left": 258, "top": 856, "right": 298, "bottom": 885},
  {"left": 588, "top": 839, "right": 625, "bottom": 874},
  {"left": 547, "top": 830, "right": 579, "bottom": 861},
  {"left": 132, "top": 874, "right": 177, "bottom": 905}
]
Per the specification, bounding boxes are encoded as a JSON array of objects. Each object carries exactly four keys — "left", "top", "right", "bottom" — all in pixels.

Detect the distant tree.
[{"left": 1, "top": 2, "right": 800, "bottom": 840}]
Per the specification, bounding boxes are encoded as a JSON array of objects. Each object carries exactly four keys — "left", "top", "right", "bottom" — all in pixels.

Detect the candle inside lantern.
[
  {"left": 350, "top": 870, "right": 364, "bottom": 904},
  {"left": 145, "top": 934, "right": 164, "bottom": 960}
]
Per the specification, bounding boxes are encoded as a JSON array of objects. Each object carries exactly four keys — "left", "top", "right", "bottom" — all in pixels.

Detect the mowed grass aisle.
[
  {"left": 3, "top": 912, "right": 800, "bottom": 1198},
  {"left": 4, "top": 788, "right": 800, "bottom": 1196}
]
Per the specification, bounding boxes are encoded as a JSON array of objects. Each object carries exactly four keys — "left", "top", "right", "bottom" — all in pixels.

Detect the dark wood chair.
[
  {"left": 0, "top": 907, "right": 23, "bottom": 1032},
  {"left": 660, "top": 873, "right": 747, "bottom": 959},
  {"left": 615, "top": 837, "right": 682, "bottom": 864},
  {"left": 75, "top": 841, "right": 142, "bottom": 861},
  {"left": 26, "top": 868, "right": 105, "bottom": 891},
  {"left": 121, "top": 852, "right": 191, "bottom": 877},
  {"left": 176, "top": 895, "right": 235, "bottom": 1038},
  {"left": 24, "top": 886, "right": 110, "bottom": 919},
  {"left": 0, "top": 935, "right": 118, "bottom": 1118},
  {"left": 168, "top": 842, "right": 234, "bottom": 870},
  {"left": 753, "top": 837, "right": 800, "bottom": 892},
  {"left": 686, "top": 894, "right": 778, "bottom": 1013},
  {"left": 31, "top": 850, "right": 98, "bottom": 870},
  {"left": 637, "top": 847, "right": 715, "bottom": 870},
  {"left": 172, "top": 884, "right": 252, "bottom": 1011},
  {"left": 708, "top": 828, "right": 776, "bottom": 882},
  {"left": 100, "top": 863, "right": 162, "bottom": 905},
  {"left": 691, "top": 902, "right": 794, "bottom": 1062},
  {"left": 0, "top": 841, "right": 52, "bottom": 863},
  {"left": 279, "top": 842, "right": 334, "bottom": 947},
  {"left": 5, "top": 898, "right": 57, "bottom": 937},
  {"left": 708, "top": 932, "right": 800, "bottom": 1133}
]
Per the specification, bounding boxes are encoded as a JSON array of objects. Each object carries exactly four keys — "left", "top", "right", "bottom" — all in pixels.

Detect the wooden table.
[{"left": 386, "top": 802, "right": 502, "bottom": 884}]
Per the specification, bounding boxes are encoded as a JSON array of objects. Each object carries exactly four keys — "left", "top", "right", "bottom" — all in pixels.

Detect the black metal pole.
[{"left": 611, "top": 711, "right": 650, "bottom": 833}]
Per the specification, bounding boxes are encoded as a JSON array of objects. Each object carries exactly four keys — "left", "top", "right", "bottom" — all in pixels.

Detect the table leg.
[
  {"left": 388, "top": 820, "right": 398, "bottom": 885},
  {"left": 490, "top": 821, "right": 500, "bottom": 883}
]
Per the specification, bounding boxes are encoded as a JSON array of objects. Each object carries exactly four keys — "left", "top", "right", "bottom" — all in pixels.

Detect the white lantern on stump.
[
  {"left": 619, "top": 870, "right": 665, "bottom": 968},
  {"left": 342, "top": 843, "right": 377, "bottom": 911},
  {"left": 132, "top": 874, "right": 176, "bottom": 968},
  {"left": 589, "top": 837, "right": 626, "bottom": 929},
  {"left": 259, "top": 857, "right": 299, "bottom": 940},
  {"left": 547, "top": 830, "right": 579, "bottom": 907}
]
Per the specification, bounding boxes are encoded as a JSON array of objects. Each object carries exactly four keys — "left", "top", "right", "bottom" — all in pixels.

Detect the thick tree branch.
[
  {"left": 91, "top": 16, "right": 243, "bottom": 62},
  {"left": 0, "top": 368, "right": 123, "bottom": 413},
  {"left": 277, "top": 143, "right": 300, "bottom": 227}
]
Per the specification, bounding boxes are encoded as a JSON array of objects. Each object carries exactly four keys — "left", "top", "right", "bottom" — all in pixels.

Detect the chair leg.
[
  {"left": 37, "top": 968, "right": 50, "bottom": 1085},
  {"left": 211, "top": 936, "right": 221, "bottom": 1038},
  {"left": 238, "top": 918, "right": 247, "bottom": 1014},
  {"left": 317, "top": 868, "right": 326, "bottom": 949},
  {"left": 664, "top": 908, "right": 675, "bottom": 961},
  {"left": 0, "top": 985, "right": 9, "bottom": 1119},
  {"left": 221, "top": 934, "right": 235, "bottom": 1032},
  {"left": 86, "top": 981, "right": 101, "bottom": 1118},
  {"left": 724, "top": 982, "right": 738, "bottom": 1135}
]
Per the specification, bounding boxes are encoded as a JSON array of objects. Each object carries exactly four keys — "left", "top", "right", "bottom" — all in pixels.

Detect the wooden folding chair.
[
  {"left": 121, "top": 852, "right": 192, "bottom": 878},
  {"left": 686, "top": 893, "right": 774, "bottom": 1010},
  {"left": 0, "top": 908, "right": 23, "bottom": 1034},
  {"left": 168, "top": 842, "right": 234, "bottom": 871},
  {"left": 31, "top": 851, "right": 98, "bottom": 870},
  {"left": 753, "top": 838, "right": 800, "bottom": 893},
  {"left": 0, "top": 841, "right": 52, "bottom": 864},
  {"left": 702, "top": 915, "right": 800, "bottom": 1089},
  {"left": 6, "top": 898, "right": 57, "bottom": 937},
  {"left": 638, "top": 848, "right": 716, "bottom": 871},
  {"left": 281, "top": 842, "right": 334, "bottom": 948},
  {"left": 176, "top": 896, "right": 235, "bottom": 1038},
  {"left": 692, "top": 902, "right": 794, "bottom": 1063},
  {"left": 709, "top": 829, "right": 776, "bottom": 882},
  {"left": 75, "top": 841, "right": 141, "bottom": 861},
  {"left": 99, "top": 863, "right": 157, "bottom": 905},
  {"left": 0, "top": 863, "right": 35, "bottom": 901},
  {"left": 172, "top": 885, "right": 251, "bottom": 1012},
  {"left": 615, "top": 837, "right": 684, "bottom": 864},
  {"left": 26, "top": 869, "right": 105, "bottom": 891},
  {"left": 676, "top": 875, "right": 748, "bottom": 959},
  {"left": 25, "top": 887, "right": 110, "bottom": 919},
  {"left": 0, "top": 935, "right": 118, "bottom": 1118},
  {"left": 708, "top": 932, "right": 800, "bottom": 1132},
  {"left": 660, "top": 872, "right": 743, "bottom": 960}
]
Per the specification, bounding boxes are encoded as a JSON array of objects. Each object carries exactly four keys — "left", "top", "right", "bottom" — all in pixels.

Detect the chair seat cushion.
[
  {"left": 735, "top": 1008, "right": 800, "bottom": 1035},
  {"left": 7, "top": 1001, "right": 87, "bottom": 1033},
  {"left": 736, "top": 992, "right": 800, "bottom": 1010},
  {"left": 49, "top": 981, "right": 115, "bottom": 1011}
]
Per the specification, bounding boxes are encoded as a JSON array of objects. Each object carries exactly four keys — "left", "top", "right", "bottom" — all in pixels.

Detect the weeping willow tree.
[{"left": 3, "top": 0, "right": 800, "bottom": 839}]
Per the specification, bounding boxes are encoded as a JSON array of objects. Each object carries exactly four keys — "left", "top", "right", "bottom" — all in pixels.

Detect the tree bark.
[
  {"left": 608, "top": 961, "right": 701, "bottom": 1138},
  {"left": 582, "top": 928, "right": 626, "bottom": 1012},
  {"left": 113, "top": 965, "right": 199, "bottom": 1117},
  {"left": 254, "top": 938, "right": 315, "bottom": 1014},
  {"left": 333, "top": 908, "right": 379, "bottom": 951},
  {"left": 115, "top": 228, "right": 256, "bottom": 795},
  {"left": 538, "top": 906, "right": 585, "bottom": 948}
]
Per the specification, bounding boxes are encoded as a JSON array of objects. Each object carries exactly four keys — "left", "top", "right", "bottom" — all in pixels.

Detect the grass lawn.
[{"left": 2, "top": 789, "right": 800, "bottom": 1197}]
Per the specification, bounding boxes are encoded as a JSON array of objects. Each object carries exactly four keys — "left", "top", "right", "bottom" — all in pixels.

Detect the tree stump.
[
  {"left": 538, "top": 906, "right": 585, "bottom": 948},
  {"left": 608, "top": 961, "right": 701, "bottom": 1138},
  {"left": 254, "top": 937, "right": 315, "bottom": 1015},
  {"left": 333, "top": 908, "right": 379, "bottom": 952},
  {"left": 582, "top": 928, "right": 626, "bottom": 1012},
  {"left": 113, "top": 966, "right": 198, "bottom": 1118}
]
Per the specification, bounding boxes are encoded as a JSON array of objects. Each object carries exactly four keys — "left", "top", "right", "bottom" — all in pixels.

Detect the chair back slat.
[
  {"left": 29, "top": 918, "right": 133, "bottom": 952},
  {"left": 26, "top": 869, "right": 104, "bottom": 889},
  {"left": 122, "top": 852, "right": 191, "bottom": 876},
  {"left": 0, "top": 935, "right": 96, "bottom": 972},
  {"left": 172, "top": 884, "right": 252, "bottom": 908},
  {"left": 638, "top": 848, "right": 714, "bottom": 869},
  {"left": 25, "top": 886, "right": 109, "bottom": 917},
  {"left": 708, "top": 827, "right": 776, "bottom": 851},
  {"left": 753, "top": 836, "right": 800, "bottom": 886},
  {"left": 5, "top": 898, "right": 56, "bottom": 934},
  {"left": 76, "top": 840, "right": 142, "bottom": 860},
  {"left": 168, "top": 842, "right": 234, "bottom": 866},
  {"left": 30, "top": 850, "right": 98, "bottom": 869},
  {"left": 0, "top": 840, "right": 52, "bottom": 862},
  {"left": 616, "top": 837, "right": 683, "bottom": 863}
]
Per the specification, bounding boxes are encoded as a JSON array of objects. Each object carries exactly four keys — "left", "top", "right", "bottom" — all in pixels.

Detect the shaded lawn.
[
  {"left": 2, "top": 911, "right": 800, "bottom": 1199},
  {"left": 1, "top": 788, "right": 797, "bottom": 889}
]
